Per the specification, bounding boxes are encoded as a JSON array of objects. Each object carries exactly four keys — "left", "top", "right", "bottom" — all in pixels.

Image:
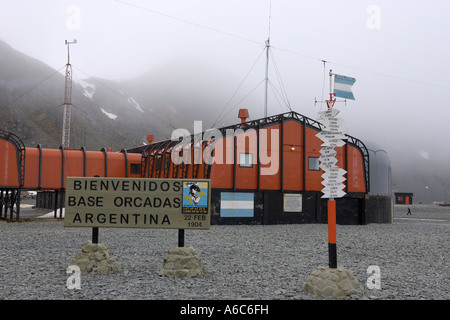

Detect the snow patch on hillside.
[
  {"left": 101, "top": 108, "right": 118, "bottom": 120},
  {"left": 128, "top": 97, "right": 144, "bottom": 113},
  {"left": 79, "top": 79, "right": 96, "bottom": 100}
]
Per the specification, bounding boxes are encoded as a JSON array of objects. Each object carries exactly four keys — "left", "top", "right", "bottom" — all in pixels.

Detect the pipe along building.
[{"left": 0, "top": 109, "right": 392, "bottom": 224}]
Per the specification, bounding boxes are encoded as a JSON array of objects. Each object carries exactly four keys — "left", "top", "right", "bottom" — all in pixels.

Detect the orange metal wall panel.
[
  {"left": 259, "top": 124, "right": 281, "bottom": 190},
  {"left": 346, "top": 145, "right": 365, "bottom": 192},
  {"left": 84, "top": 151, "right": 106, "bottom": 178},
  {"left": 40, "top": 149, "right": 63, "bottom": 189},
  {"left": 65, "top": 150, "right": 85, "bottom": 182},
  {"left": 235, "top": 162, "right": 258, "bottom": 189},
  {"left": 105, "top": 152, "right": 126, "bottom": 177},
  {"left": 23, "top": 148, "right": 40, "bottom": 188},
  {"left": 283, "top": 120, "right": 303, "bottom": 191},
  {"left": 210, "top": 137, "right": 234, "bottom": 189},
  {"left": 304, "top": 126, "right": 323, "bottom": 191},
  {"left": 283, "top": 145, "right": 302, "bottom": 190},
  {"left": 235, "top": 129, "right": 258, "bottom": 190},
  {"left": 0, "top": 139, "right": 19, "bottom": 187},
  {"left": 210, "top": 164, "right": 233, "bottom": 189}
]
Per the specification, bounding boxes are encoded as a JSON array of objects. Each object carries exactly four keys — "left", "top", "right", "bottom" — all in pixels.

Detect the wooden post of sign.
[
  {"left": 92, "top": 175, "right": 100, "bottom": 244},
  {"left": 328, "top": 199, "right": 337, "bottom": 268},
  {"left": 178, "top": 229, "right": 185, "bottom": 247},
  {"left": 92, "top": 227, "right": 99, "bottom": 244}
]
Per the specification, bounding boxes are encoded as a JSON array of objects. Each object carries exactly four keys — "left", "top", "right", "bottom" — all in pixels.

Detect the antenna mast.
[
  {"left": 264, "top": 38, "right": 270, "bottom": 118},
  {"left": 264, "top": 0, "right": 272, "bottom": 118},
  {"left": 62, "top": 39, "right": 77, "bottom": 148}
]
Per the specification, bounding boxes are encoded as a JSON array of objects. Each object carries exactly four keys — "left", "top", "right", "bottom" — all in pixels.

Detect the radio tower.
[{"left": 62, "top": 39, "right": 77, "bottom": 148}]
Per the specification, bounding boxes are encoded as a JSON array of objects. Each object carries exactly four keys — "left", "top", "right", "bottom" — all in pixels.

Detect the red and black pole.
[{"left": 328, "top": 199, "right": 337, "bottom": 268}]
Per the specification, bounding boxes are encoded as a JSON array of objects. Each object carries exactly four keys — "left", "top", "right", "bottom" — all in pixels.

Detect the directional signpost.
[
  {"left": 304, "top": 70, "right": 362, "bottom": 298},
  {"left": 316, "top": 93, "right": 347, "bottom": 268}
]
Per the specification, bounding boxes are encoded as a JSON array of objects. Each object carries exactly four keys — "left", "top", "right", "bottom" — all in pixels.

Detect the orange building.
[
  {"left": 0, "top": 109, "right": 392, "bottom": 224},
  {"left": 129, "top": 110, "right": 391, "bottom": 225}
]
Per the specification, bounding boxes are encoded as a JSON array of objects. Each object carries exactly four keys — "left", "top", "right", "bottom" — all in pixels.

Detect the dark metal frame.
[
  {"left": 138, "top": 111, "right": 370, "bottom": 193},
  {"left": 0, "top": 129, "right": 25, "bottom": 221}
]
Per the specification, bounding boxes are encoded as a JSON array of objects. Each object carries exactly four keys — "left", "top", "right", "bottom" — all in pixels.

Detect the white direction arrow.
[
  {"left": 319, "top": 155, "right": 338, "bottom": 164},
  {"left": 319, "top": 147, "right": 337, "bottom": 156},
  {"left": 319, "top": 150, "right": 338, "bottom": 159},
  {"left": 321, "top": 189, "right": 346, "bottom": 199},
  {"left": 321, "top": 175, "right": 346, "bottom": 184},
  {"left": 318, "top": 108, "right": 340, "bottom": 120},
  {"left": 324, "top": 167, "right": 347, "bottom": 175},
  {"left": 322, "top": 119, "right": 346, "bottom": 132},
  {"left": 319, "top": 159, "right": 338, "bottom": 170},
  {"left": 321, "top": 139, "right": 346, "bottom": 148},
  {"left": 322, "top": 168, "right": 346, "bottom": 181},
  {"left": 316, "top": 131, "right": 347, "bottom": 142},
  {"left": 321, "top": 181, "right": 346, "bottom": 189},
  {"left": 322, "top": 181, "right": 345, "bottom": 191},
  {"left": 321, "top": 117, "right": 345, "bottom": 128}
]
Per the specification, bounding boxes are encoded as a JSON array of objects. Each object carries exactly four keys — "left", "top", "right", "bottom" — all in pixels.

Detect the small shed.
[{"left": 394, "top": 192, "right": 413, "bottom": 205}]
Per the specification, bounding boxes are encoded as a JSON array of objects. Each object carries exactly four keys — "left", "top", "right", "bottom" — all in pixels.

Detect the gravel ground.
[{"left": 0, "top": 203, "right": 448, "bottom": 301}]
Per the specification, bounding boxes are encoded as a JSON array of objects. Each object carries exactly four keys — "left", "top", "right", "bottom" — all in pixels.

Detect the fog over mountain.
[
  {"left": 0, "top": 39, "right": 449, "bottom": 204},
  {"left": 0, "top": 39, "right": 257, "bottom": 150},
  {"left": 0, "top": 39, "right": 149, "bottom": 150}
]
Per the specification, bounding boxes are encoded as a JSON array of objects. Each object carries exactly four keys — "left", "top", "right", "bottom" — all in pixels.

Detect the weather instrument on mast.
[{"left": 62, "top": 39, "right": 77, "bottom": 148}]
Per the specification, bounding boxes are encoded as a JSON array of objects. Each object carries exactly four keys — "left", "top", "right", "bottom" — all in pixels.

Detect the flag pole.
[
  {"left": 328, "top": 69, "right": 336, "bottom": 106},
  {"left": 327, "top": 69, "right": 337, "bottom": 268},
  {"left": 329, "top": 69, "right": 333, "bottom": 96}
]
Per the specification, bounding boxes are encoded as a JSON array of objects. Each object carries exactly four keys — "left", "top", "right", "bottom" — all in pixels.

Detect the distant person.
[{"left": 407, "top": 207, "right": 411, "bottom": 215}]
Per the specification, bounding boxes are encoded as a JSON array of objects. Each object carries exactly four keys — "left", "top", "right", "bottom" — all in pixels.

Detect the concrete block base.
[
  {"left": 159, "top": 246, "right": 204, "bottom": 278},
  {"left": 304, "top": 266, "right": 362, "bottom": 298}
]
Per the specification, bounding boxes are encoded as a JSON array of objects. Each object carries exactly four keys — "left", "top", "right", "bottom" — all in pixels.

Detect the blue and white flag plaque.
[
  {"left": 334, "top": 74, "right": 356, "bottom": 100},
  {"left": 220, "top": 192, "right": 254, "bottom": 217}
]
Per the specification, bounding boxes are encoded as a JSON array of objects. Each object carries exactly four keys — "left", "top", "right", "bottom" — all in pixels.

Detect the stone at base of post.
[
  {"left": 304, "top": 266, "right": 362, "bottom": 298},
  {"left": 158, "top": 246, "right": 204, "bottom": 278},
  {"left": 70, "top": 242, "right": 119, "bottom": 274}
]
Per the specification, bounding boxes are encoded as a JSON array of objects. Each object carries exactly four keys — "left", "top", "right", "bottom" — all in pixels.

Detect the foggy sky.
[{"left": 1, "top": 0, "right": 450, "bottom": 165}]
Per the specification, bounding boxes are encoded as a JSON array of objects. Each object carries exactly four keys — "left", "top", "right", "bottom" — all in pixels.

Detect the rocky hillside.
[
  {"left": 0, "top": 39, "right": 236, "bottom": 151},
  {"left": 0, "top": 40, "right": 152, "bottom": 150}
]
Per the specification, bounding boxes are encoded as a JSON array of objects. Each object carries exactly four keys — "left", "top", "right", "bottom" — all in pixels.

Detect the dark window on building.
[
  {"left": 130, "top": 163, "right": 141, "bottom": 175},
  {"left": 308, "top": 157, "right": 320, "bottom": 171}
]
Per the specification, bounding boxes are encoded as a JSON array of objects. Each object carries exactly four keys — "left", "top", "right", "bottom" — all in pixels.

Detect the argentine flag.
[
  {"left": 334, "top": 74, "right": 356, "bottom": 100},
  {"left": 220, "top": 192, "right": 254, "bottom": 217}
]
